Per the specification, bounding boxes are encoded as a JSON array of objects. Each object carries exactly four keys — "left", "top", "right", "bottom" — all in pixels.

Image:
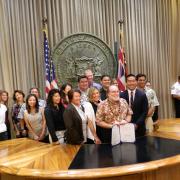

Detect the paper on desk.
[
  {"left": 120, "top": 123, "right": 135, "bottom": 143},
  {"left": 111, "top": 125, "right": 121, "bottom": 146}
]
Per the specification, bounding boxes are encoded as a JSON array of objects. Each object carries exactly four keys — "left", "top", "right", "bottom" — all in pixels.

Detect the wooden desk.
[{"left": 0, "top": 118, "right": 180, "bottom": 180}]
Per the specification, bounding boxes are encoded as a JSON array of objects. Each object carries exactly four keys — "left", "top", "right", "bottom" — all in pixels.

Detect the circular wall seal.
[{"left": 52, "top": 33, "right": 117, "bottom": 87}]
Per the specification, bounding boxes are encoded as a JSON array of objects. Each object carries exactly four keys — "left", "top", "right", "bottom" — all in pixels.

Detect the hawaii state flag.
[{"left": 117, "top": 47, "right": 126, "bottom": 91}]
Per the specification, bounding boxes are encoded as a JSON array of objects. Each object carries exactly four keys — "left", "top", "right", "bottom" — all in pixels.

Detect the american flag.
[
  {"left": 43, "top": 28, "right": 58, "bottom": 97},
  {"left": 50, "top": 57, "right": 58, "bottom": 89},
  {"left": 117, "top": 47, "right": 126, "bottom": 91}
]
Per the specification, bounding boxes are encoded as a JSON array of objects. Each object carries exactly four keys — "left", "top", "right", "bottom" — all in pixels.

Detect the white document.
[
  {"left": 111, "top": 125, "right": 121, "bottom": 146},
  {"left": 120, "top": 123, "right": 135, "bottom": 143}
]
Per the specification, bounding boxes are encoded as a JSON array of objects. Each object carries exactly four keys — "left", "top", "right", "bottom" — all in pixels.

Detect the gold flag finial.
[{"left": 42, "top": 18, "right": 48, "bottom": 26}]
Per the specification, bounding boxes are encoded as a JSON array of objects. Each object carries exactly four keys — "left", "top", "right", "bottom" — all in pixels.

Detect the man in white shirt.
[
  {"left": 171, "top": 76, "right": 180, "bottom": 118},
  {"left": 136, "top": 74, "right": 160, "bottom": 132},
  {"left": 78, "top": 76, "right": 89, "bottom": 105}
]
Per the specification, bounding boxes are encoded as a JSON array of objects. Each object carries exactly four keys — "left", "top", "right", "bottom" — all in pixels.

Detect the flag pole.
[
  {"left": 42, "top": 17, "right": 59, "bottom": 92},
  {"left": 118, "top": 19, "right": 127, "bottom": 76},
  {"left": 42, "top": 17, "right": 51, "bottom": 97},
  {"left": 42, "top": 18, "right": 48, "bottom": 30},
  {"left": 118, "top": 19, "right": 124, "bottom": 49},
  {"left": 116, "top": 19, "right": 127, "bottom": 91}
]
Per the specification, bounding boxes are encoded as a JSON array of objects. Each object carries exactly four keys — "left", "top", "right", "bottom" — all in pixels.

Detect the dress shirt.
[
  {"left": 0, "top": 104, "right": 7, "bottom": 133},
  {"left": 171, "top": 82, "right": 180, "bottom": 96},
  {"left": 127, "top": 89, "right": 136, "bottom": 106}
]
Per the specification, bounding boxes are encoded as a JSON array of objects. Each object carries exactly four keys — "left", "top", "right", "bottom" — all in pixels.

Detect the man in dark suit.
[
  {"left": 120, "top": 74, "right": 148, "bottom": 137},
  {"left": 99, "top": 75, "right": 111, "bottom": 100}
]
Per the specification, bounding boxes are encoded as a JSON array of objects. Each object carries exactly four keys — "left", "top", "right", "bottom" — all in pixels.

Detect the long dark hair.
[
  {"left": 46, "top": 89, "right": 61, "bottom": 107},
  {"left": 26, "top": 94, "right": 39, "bottom": 113},
  {"left": 60, "top": 83, "right": 72, "bottom": 104}
]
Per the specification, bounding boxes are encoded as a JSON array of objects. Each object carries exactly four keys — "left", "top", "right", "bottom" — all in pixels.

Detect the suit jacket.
[
  {"left": 120, "top": 89, "right": 148, "bottom": 137},
  {"left": 63, "top": 104, "right": 84, "bottom": 144},
  {"left": 100, "top": 88, "right": 107, "bottom": 100}
]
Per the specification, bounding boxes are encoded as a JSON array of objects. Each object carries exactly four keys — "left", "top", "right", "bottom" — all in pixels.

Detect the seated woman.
[
  {"left": 12, "top": 90, "right": 26, "bottom": 138},
  {"left": 24, "top": 94, "right": 48, "bottom": 142},
  {"left": 64, "top": 89, "right": 100, "bottom": 144},
  {"left": 60, "top": 83, "right": 72, "bottom": 108},
  {"left": 44, "top": 89, "right": 65, "bottom": 144}
]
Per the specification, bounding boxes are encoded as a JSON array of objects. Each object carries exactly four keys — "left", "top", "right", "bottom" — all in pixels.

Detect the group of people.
[{"left": 0, "top": 69, "right": 161, "bottom": 144}]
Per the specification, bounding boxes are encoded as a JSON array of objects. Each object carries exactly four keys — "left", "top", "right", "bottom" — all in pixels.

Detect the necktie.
[
  {"left": 130, "top": 91, "right": 134, "bottom": 108},
  {"left": 81, "top": 105, "right": 85, "bottom": 112}
]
